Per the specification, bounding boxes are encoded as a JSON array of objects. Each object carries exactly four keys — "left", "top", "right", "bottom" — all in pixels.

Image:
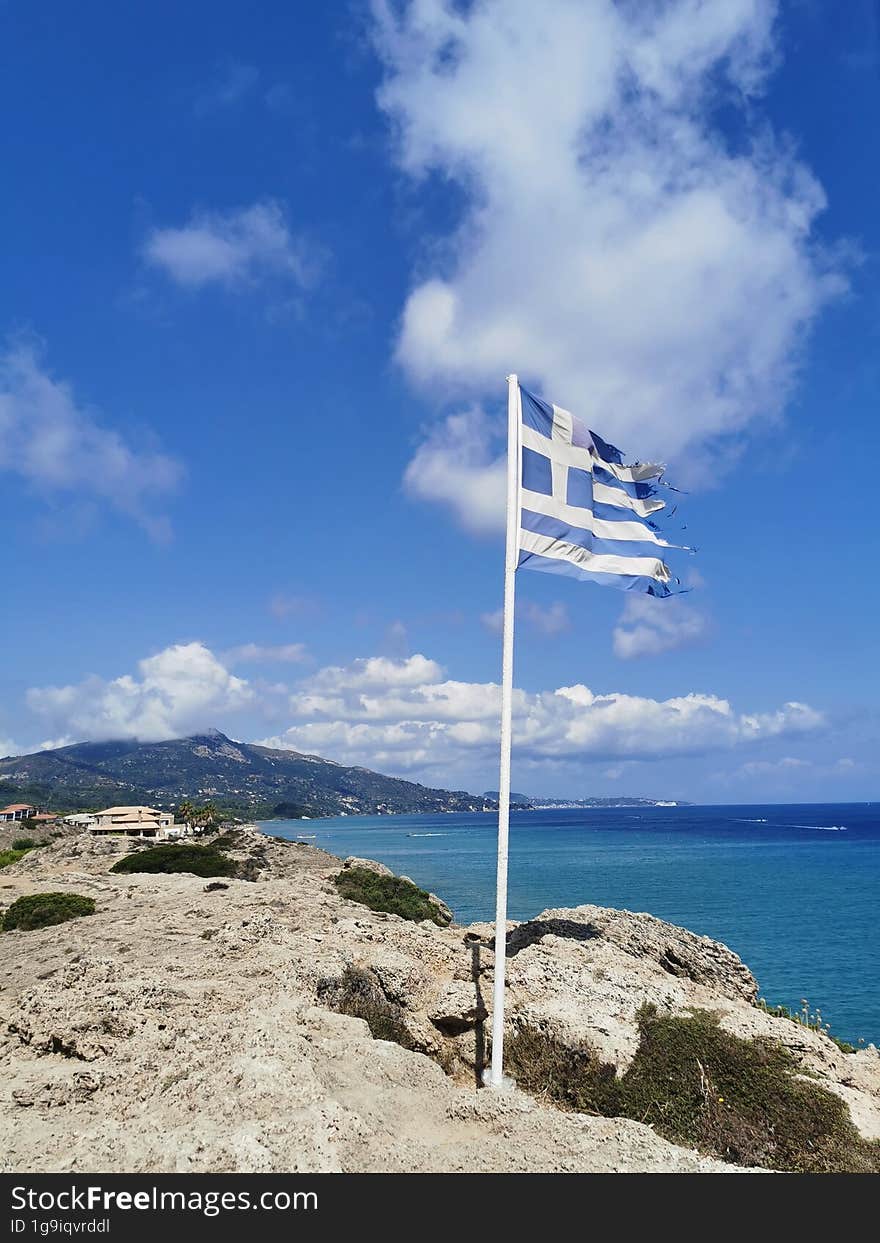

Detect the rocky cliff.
[{"left": 1, "top": 830, "right": 877, "bottom": 1173}]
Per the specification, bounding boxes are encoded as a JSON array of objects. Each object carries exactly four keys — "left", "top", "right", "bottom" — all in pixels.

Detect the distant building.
[
  {"left": 64, "top": 813, "right": 97, "bottom": 828},
  {"left": 0, "top": 803, "right": 37, "bottom": 822},
  {"left": 76, "top": 805, "right": 176, "bottom": 840}
]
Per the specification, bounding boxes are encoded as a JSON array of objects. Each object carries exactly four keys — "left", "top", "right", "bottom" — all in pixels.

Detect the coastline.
[
  {"left": 1, "top": 827, "right": 878, "bottom": 1173},
  {"left": 258, "top": 802, "right": 880, "bottom": 1046}
]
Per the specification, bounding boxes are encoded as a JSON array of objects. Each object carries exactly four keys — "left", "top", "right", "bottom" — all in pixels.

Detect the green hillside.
[{"left": 0, "top": 730, "right": 494, "bottom": 819}]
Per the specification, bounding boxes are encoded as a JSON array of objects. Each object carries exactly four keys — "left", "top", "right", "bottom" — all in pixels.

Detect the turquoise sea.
[{"left": 258, "top": 803, "right": 880, "bottom": 1047}]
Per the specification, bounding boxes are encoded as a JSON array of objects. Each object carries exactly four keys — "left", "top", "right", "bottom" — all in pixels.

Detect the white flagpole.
[{"left": 486, "top": 372, "right": 520, "bottom": 1089}]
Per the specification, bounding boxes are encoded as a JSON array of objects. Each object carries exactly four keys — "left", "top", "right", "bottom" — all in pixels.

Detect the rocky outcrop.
[
  {"left": 0, "top": 829, "right": 877, "bottom": 1172},
  {"left": 486, "top": 904, "right": 761, "bottom": 1069}
]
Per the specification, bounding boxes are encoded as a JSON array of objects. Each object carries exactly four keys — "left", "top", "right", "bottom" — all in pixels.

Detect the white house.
[
  {"left": 82, "top": 806, "right": 176, "bottom": 840},
  {"left": 64, "top": 813, "right": 97, "bottom": 828},
  {"left": 0, "top": 803, "right": 37, "bottom": 823}
]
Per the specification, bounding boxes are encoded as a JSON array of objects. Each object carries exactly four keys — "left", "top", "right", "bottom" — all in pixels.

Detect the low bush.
[
  {"left": 505, "top": 1006, "right": 880, "bottom": 1173},
  {"left": 207, "top": 831, "right": 243, "bottom": 851},
  {"left": 109, "top": 844, "right": 238, "bottom": 878},
  {"left": 334, "top": 866, "right": 450, "bottom": 925},
  {"left": 317, "top": 967, "right": 415, "bottom": 1047},
  {"left": 505, "top": 1024, "right": 618, "bottom": 1114},
  {"left": 2, "top": 892, "right": 96, "bottom": 932},
  {"left": 0, "top": 849, "right": 30, "bottom": 869},
  {"left": 11, "top": 837, "right": 39, "bottom": 851}
]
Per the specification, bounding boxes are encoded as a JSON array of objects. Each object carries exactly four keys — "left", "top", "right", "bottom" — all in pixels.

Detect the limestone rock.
[
  {"left": 428, "top": 980, "right": 489, "bottom": 1035},
  {"left": 0, "top": 830, "right": 876, "bottom": 1173}
]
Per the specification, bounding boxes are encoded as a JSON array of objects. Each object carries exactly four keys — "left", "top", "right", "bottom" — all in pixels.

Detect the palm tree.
[
  {"left": 193, "top": 802, "right": 221, "bottom": 833},
  {"left": 176, "top": 800, "right": 196, "bottom": 830}
]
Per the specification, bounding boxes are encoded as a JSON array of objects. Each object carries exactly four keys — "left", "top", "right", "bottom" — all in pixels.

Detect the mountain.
[{"left": 0, "top": 731, "right": 495, "bottom": 819}]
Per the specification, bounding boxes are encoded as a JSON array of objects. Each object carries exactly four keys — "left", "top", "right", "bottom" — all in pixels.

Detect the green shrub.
[
  {"left": 0, "top": 849, "right": 30, "bottom": 869},
  {"left": 505, "top": 1024, "right": 619, "bottom": 1114},
  {"left": 208, "top": 831, "right": 243, "bottom": 851},
  {"left": 109, "top": 844, "right": 238, "bottom": 878},
  {"left": 2, "top": 892, "right": 96, "bottom": 932},
  {"left": 317, "top": 967, "right": 415, "bottom": 1047},
  {"left": 334, "top": 866, "right": 450, "bottom": 925},
  {"left": 11, "top": 837, "right": 38, "bottom": 851},
  {"left": 505, "top": 1006, "right": 880, "bottom": 1173}
]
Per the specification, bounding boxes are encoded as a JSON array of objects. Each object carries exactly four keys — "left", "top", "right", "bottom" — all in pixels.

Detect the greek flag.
[{"left": 517, "top": 384, "right": 686, "bottom": 597}]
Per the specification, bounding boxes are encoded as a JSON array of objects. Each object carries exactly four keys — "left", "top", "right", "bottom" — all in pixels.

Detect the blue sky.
[{"left": 1, "top": 0, "right": 878, "bottom": 803}]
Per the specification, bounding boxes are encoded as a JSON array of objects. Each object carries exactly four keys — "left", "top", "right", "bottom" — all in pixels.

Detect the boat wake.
[
  {"left": 786, "top": 824, "right": 847, "bottom": 832},
  {"left": 408, "top": 832, "right": 446, "bottom": 838},
  {"left": 733, "top": 818, "right": 847, "bottom": 831}
]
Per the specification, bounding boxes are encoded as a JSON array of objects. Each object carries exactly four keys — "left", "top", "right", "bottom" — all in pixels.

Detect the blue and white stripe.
[{"left": 517, "top": 385, "right": 686, "bottom": 597}]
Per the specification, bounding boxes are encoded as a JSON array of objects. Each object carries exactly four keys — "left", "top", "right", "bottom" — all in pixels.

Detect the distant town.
[{"left": 485, "top": 792, "right": 690, "bottom": 810}]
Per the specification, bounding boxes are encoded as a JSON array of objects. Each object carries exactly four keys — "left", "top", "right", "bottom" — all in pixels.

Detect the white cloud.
[
  {"left": 308, "top": 653, "right": 444, "bottom": 693},
  {"left": 0, "top": 738, "right": 21, "bottom": 759},
  {"left": 26, "top": 643, "right": 252, "bottom": 743},
  {"left": 261, "top": 649, "right": 824, "bottom": 777},
  {"left": 0, "top": 342, "right": 182, "bottom": 539},
  {"left": 20, "top": 642, "right": 826, "bottom": 783},
  {"left": 613, "top": 594, "right": 709, "bottom": 659},
  {"left": 224, "top": 643, "right": 309, "bottom": 666},
  {"left": 144, "top": 200, "right": 311, "bottom": 290},
  {"left": 403, "top": 407, "right": 505, "bottom": 533},
  {"left": 372, "top": 0, "right": 845, "bottom": 516},
  {"left": 482, "top": 600, "right": 570, "bottom": 636}
]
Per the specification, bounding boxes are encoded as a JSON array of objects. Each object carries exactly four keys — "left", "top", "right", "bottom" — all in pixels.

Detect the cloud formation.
[
  {"left": 263, "top": 650, "right": 823, "bottom": 777},
  {"left": 21, "top": 643, "right": 824, "bottom": 785},
  {"left": 403, "top": 407, "right": 505, "bottom": 534},
  {"left": 0, "top": 342, "right": 182, "bottom": 539},
  {"left": 613, "top": 594, "right": 709, "bottom": 659},
  {"left": 144, "top": 200, "right": 311, "bottom": 290},
  {"left": 27, "top": 643, "right": 252, "bottom": 743},
  {"left": 0, "top": 737, "right": 21, "bottom": 760},
  {"left": 373, "top": 0, "right": 845, "bottom": 524}
]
